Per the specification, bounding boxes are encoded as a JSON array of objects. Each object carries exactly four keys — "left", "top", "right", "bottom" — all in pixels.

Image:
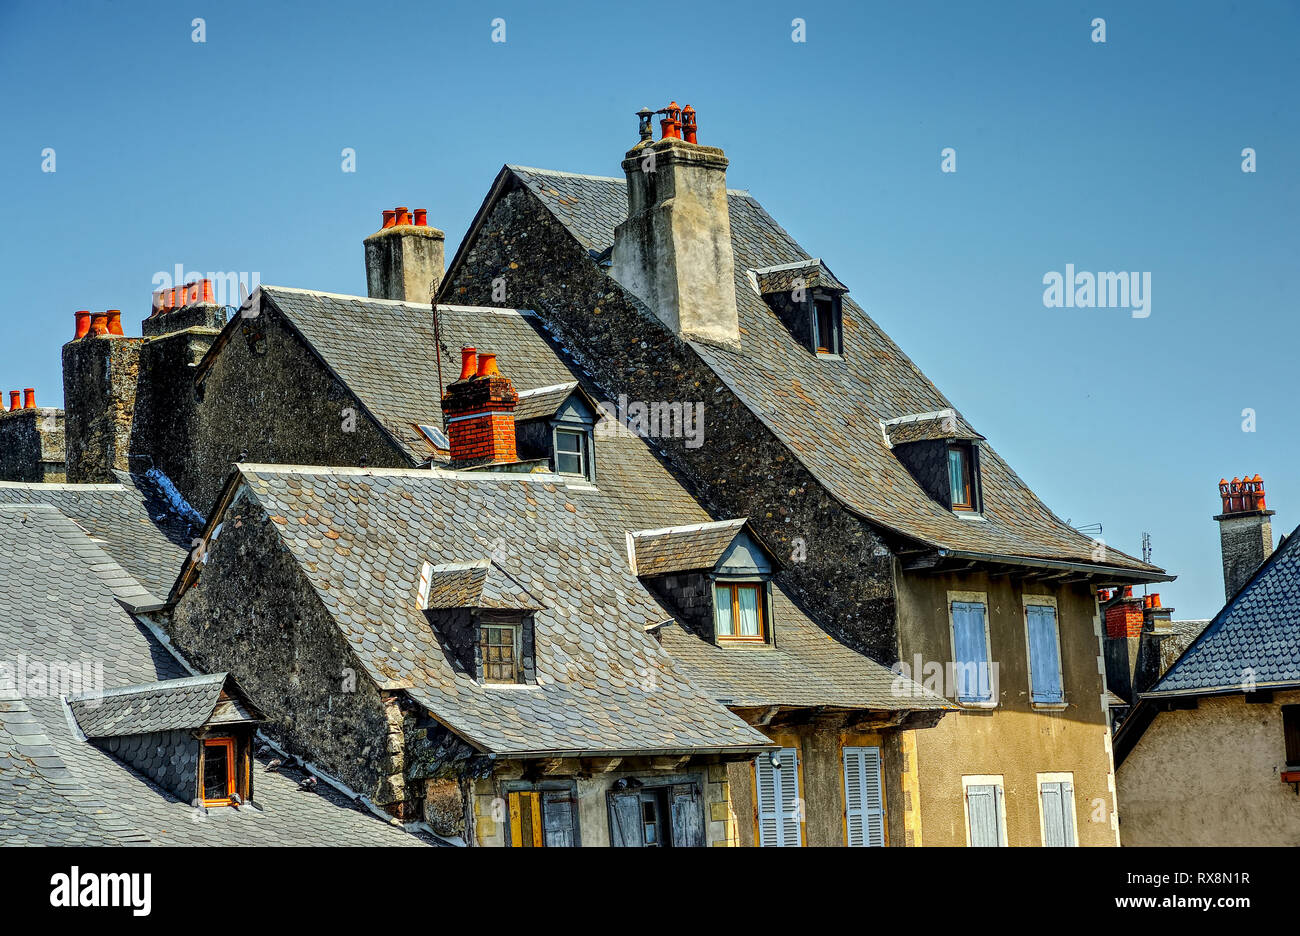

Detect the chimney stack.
[
  {"left": 611, "top": 104, "right": 740, "bottom": 349},
  {"left": 440, "top": 347, "right": 519, "bottom": 465},
  {"left": 1215, "top": 475, "right": 1274, "bottom": 600},
  {"left": 364, "top": 206, "right": 445, "bottom": 302}
]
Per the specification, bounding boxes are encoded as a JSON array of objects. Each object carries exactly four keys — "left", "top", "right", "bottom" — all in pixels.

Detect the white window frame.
[
  {"left": 1022, "top": 594, "right": 1067, "bottom": 710},
  {"left": 1036, "top": 771, "right": 1078, "bottom": 847},
  {"left": 948, "top": 590, "right": 996, "bottom": 709},
  {"left": 961, "top": 774, "right": 1008, "bottom": 847}
]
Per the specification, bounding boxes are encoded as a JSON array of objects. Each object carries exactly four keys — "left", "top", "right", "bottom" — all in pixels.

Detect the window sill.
[
  {"left": 953, "top": 511, "right": 987, "bottom": 522},
  {"left": 716, "top": 638, "right": 773, "bottom": 649},
  {"left": 956, "top": 699, "right": 998, "bottom": 710},
  {"left": 1031, "top": 701, "right": 1069, "bottom": 711},
  {"left": 814, "top": 352, "right": 843, "bottom": 362}
]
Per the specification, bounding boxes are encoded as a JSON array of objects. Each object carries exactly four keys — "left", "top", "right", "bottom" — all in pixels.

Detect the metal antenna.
[{"left": 432, "top": 283, "right": 444, "bottom": 429}]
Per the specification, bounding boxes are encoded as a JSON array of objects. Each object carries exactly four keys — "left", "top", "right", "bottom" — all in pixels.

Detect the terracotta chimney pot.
[
  {"left": 89, "top": 312, "right": 110, "bottom": 337},
  {"left": 7, "top": 391, "right": 18, "bottom": 412},
  {"left": 457, "top": 347, "right": 478, "bottom": 381},
  {"left": 476, "top": 352, "right": 501, "bottom": 378},
  {"left": 22, "top": 389, "right": 35, "bottom": 409},
  {"left": 106, "top": 310, "right": 124, "bottom": 335},
  {"left": 413, "top": 208, "right": 427, "bottom": 227},
  {"left": 74, "top": 310, "right": 92, "bottom": 339}
]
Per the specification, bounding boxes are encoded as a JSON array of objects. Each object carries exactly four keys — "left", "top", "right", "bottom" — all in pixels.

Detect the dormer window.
[
  {"left": 201, "top": 738, "right": 239, "bottom": 806},
  {"left": 513, "top": 382, "right": 597, "bottom": 482},
  {"left": 813, "top": 293, "right": 842, "bottom": 356},
  {"left": 948, "top": 445, "right": 974, "bottom": 510},
  {"left": 714, "top": 581, "right": 768, "bottom": 642}
]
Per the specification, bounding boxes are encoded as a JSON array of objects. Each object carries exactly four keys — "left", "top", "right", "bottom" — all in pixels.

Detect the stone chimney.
[
  {"left": 364, "top": 207, "right": 445, "bottom": 302},
  {"left": 440, "top": 347, "right": 519, "bottom": 465},
  {"left": 610, "top": 103, "right": 740, "bottom": 349},
  {"left": 1215, "top": 475, "right": 1274, "bottom": 600},
  {"left": 0, "top": 388, "right": 65, "bottom": 482},
  {"left": 63, "top": 309, "right": 143, "bottom": 483}
]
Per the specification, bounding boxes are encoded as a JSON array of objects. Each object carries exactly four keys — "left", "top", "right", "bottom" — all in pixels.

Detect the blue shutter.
[
  {"left": 1027, "top": 606, "right": 1064, "bottom": 703},
  {"left": 844, "top": 747, "right": 885, "bottom": 847},
  {"left": 952, "top": 601, "right": 991, "bottom": 703},
  {"left": 966, "top": 783, "right": 1003, "bottom": 846},
  {"left": 1040, "top": 781, "right": 1076, "bottom": 846},
  {"left": 756, "top": 749, "right": 802, "bottom": 847}
]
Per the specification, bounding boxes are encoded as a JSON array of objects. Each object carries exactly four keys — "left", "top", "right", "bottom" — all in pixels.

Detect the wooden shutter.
[
  {"left": 608, "top": 790, "right": 643, "bottom": 847},
  {"left": 1040, "top": 781, "right": 1075, "bottom": 846},
  {"left": 756, "top": 748, "right": 802, "bottom": 847},
  {"left": 670, "top": 784, "right": 705, "bottom": 847},
  {"left": 542, "top": 790, "right": 576, "bottom": 847},
  {"left": 1027, "top": 605, "right": 1064, "bottom": 703},
  {"left": 843, "top": 746, "right": 885, "bottom": 846},
  {"left": 952, "top": 602, "right": 990, "bottom": 702},
  {"left": 1283, "top": 706, "right": 1300, "bottom": 766},
  {"left": 508, "top": 791, "right": 543, "bottom": 847},
  {"left": 966, "top": 783, "right": 1003, "bottom": 846}
]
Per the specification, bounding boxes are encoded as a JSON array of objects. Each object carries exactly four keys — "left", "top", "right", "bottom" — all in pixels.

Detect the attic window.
[
  {"left": 417, "top": 423, "right": 449, "bottom": 451},
  {"left": 481, "top": 622, "right": 521, "bottom": 683},
  {"left": 714, "top": 582, "right": 768, "bottom": 643},
  {"left": 948, "top": 445, "right": 974, "bottom": 510},
  {"left": 813, "top": 293, "right": 842, "bottom": 355},
  {"left": 554, "top": 427, "right": 590, "bottom": 479},
  {"left": 200, "top": 737, "right": 239, "bottom": 807}
]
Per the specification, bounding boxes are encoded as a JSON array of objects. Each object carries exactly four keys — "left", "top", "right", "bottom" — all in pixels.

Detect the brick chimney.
[
  {"left": 610, "top": 104, "right": 740, "bottom": 349},
  {"left": 364, "top": 207, "right": 445, "bottom": 302},
  {"left": 1214, "top": 475, "right": 1274, "bottom": 600},
  {"left": 440, "top": 347, "right": 518, "bottom": 464}
]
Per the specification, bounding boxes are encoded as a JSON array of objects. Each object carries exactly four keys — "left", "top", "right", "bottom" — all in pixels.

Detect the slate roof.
[
  {"left": 67, "top": 673, "right": 258, "bottom": 739},
  {"left": 752, "top": 259, "right": 848, "bottom": 295},
  {"left": 1159, "top": 619, "right": 1212, "bottom": 676},
  {"left": 226, "top": 465, "right": 775, "bottom": 757},
  {"left": 514, "top": 382, "right": 581, "bottom": 422},
  {"left": 232, "top": 287, "right": 576, "bottom": 464},
  {"left": 883, "top": 410, "right": 985, "bottom": 446},
  {"left": 424, "top": 559, "right": 547, "bottom": 611},
  {"left": 627, "top": 519, "right": 749, "bottom": 576},
  {"left": 501, "top": 165, "right": 1164, "bottom": 577},
  {"left": 0, "top": 471, "right": 198, "bottom": 601},
  {"left": 0, "top": 504, "right": 426, "bottom": 846},
  {"left": 1145, "top": 526, "right": 1300, "bottom": 697}
]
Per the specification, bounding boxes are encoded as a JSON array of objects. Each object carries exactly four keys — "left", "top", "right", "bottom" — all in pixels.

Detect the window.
[
  {"left": 608, "top": 782, "right": 704, "bottom": 847},
  {"left": 963, "top": 777, "right": 1006, "bottom": 846},
  {"left": 481, "top": 622, "right": 520, "bottom": 683},
  {"left": 1038, "top": 775, "right": 1077, "bottom": 846},
  {"left": 1026, "top": 602, "right": 1064, "bottom": 704},
  {"left": 813, "top": 294, "right": 841, "bottom": 355},
  {"left": 1284, "top": 706, "right": 1300, "bottom": 768},
  {"left": 554, "top": 428, "right": 589, "bottom": 478},
  {"left": 756, "top": 748, "right": 802, "bottom": 846},
  {"left": 416, "top": 423, "right": 449, "bottom": 451},
  {"left": 948, "top": 445, "right": 973, "bottom": 510},
  {"left": 714, "top": 582, "right": 766, "bottom": 641},
  {"left": 200, "top": 738, "right": 237, "bottom": 807},
  {"left": 508, "top": 789, "right": 577, "bottom": 847},
  {"left": 951, "top": 599, "right": 993, "bottom": 704},
  {"left": 843, "top": 746, "right": 885, "bottom": 847}
]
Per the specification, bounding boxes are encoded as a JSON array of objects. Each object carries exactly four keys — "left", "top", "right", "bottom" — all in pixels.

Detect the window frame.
[
  {"left": 812, "top": 292, "right": 842, "bottom": 356},
  {"left": 961, "top": 774, "right": 1007, "bottom": 847},
  {"left": 1036, "top": 772, "right": 1078, "bottom": 847},
  {"left": 948, "top": 591, "right": 996, "bottom": 707},
  {"left": 948, "top": 444, "right": 974, "bottom": 511},
  {"left": 713, "top": 580, "right": 769, "bottom": 644},
  {"left": 480, "top": 620, "right": 522, "bottom": 684},
  {"left": 1023, "top": 595, "right": 1067, "bottom": 708},
  {"left": 1283, "top": 705, "right": 1300, "bottom": 768},
  {"left": 199, "top": 737, "right": 238, "bottom": 807},
  {"left": 552, "top": 426, "right": 590, "bottom": 480}
]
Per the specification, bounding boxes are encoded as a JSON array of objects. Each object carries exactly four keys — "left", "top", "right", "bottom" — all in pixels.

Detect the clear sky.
[{"left": 1, "top": 0, "right": 1295, "bottom": 619}]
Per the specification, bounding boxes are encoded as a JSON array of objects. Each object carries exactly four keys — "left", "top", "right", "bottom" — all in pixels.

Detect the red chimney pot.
[
  {"left": 476, "top": 352, "right": 501, "bottom": 378},
  {"left": 74, "top": 310, "right": 91, "bottom": 340},
  {"left": 382, "top": 209, "right": 396, "bottom": 229},
  {"left": 22, "top": 389, "right": 35, "bottom": 410},
  {"left": 413, "top": 208, "right": 428, "bottom": 227},
  {"left": 7, "top": 391, "right": 18, "bottom": 412},
  {"left": 89, "top": 312, "right": 110, "bottom": 337},
  {"left": 395, "top": 207, "right": 410, "bottom": 225},
  {"left": 106, "top": 310, "right": 124, "bottom": 336},
  {"left": 457, "top": 347, "right": 478, "bottom": 381},
  {"left": 681, "top": 104, "right": 697, "bottom": 143}
]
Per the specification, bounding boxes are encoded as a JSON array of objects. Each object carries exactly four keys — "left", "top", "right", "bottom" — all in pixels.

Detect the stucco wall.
[
  {"left": 895, "top": 570, "right": 1117, "bottom": 846},
  {"left": 1117, "top": 689, "right": 1300, "bottom": 846}
]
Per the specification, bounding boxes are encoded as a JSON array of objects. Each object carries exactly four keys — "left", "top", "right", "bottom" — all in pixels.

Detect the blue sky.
[{"left": 1, "top": 0, "right": 1296, "bottom": 619}]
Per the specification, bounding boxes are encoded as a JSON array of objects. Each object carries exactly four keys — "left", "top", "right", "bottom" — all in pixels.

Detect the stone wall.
[
  {"left": 0, "top": 408, "right": 65, "bottom": 482},
  {"left": 62, "top": 335, "right": 142, "bottom": 483},
  {"left": 166, "top": 487, "right": 405, "bottom": 809},
  {"left": 442, "top": 180, "right": 899, "bottom": 663}
]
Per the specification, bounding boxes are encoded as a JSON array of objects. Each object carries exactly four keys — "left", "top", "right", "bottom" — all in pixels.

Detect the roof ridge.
[
  {"left": 260, "top": 284, "right": 535, "bottom": 316},
  {"left": 65, "top": 671, "right": 226, "bottom": 703},
  {"left": 629, "top": 518, "right": 747, "bottom": 539}
]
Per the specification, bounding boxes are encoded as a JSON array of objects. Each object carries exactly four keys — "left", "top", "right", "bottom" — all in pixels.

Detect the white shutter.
[
  {"left": 756, "top": 748, "right": 802, "bottom": 847},
  {"left": 966, "top": 783, "right": 1004, "bottom": 846},
  {"left": 1040, "top": 781, "right": 1076, "bottom": 847},
  {"left": 844, "top": 746, "right": 885, "bottom": 847}
]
